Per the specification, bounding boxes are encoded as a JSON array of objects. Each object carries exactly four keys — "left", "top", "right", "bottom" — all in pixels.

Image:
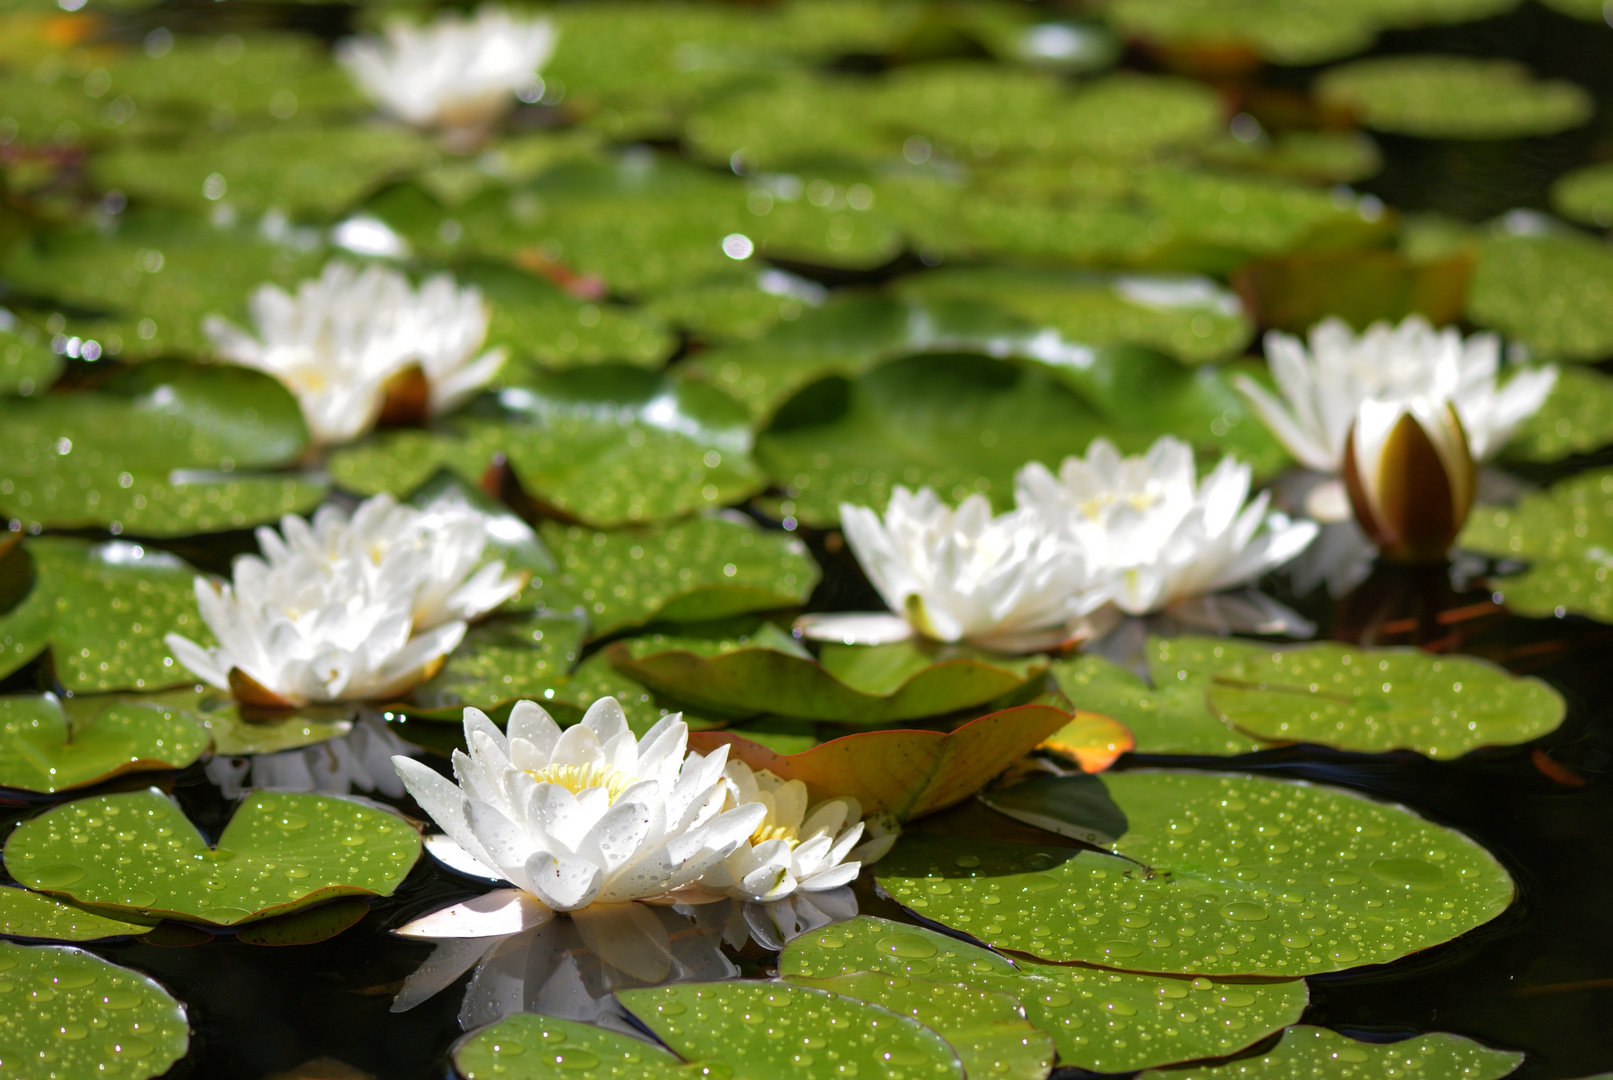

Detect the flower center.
[
  {"left": 751, "top": 822, "right": 800, "bottom": 848},
  {"left": 526, "top": 763, "right": 635, "bottom": 802}
]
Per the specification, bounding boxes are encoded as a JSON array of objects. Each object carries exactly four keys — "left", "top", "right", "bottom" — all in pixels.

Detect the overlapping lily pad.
[
  {"left": 1551, "top": 161, "right": 1613, "bottom": 229},
  {"left": 104, "top": 685, "right": 353, "bottom": 756},
  {"left": 0, "top": 940, "right": 189, "bottom": 1079},
  {"left": 1497, "top": 366, "right": 1613, "bottom": 462},
  {"left": 408, "top": 610, "right": 588, "bottom": 717},
  {"left": 613, "top": 633, "right": 1047, "bottom": 725},
  {"left": 0, "top": 692, "right": 209, "bottom": 794},
  {"left": 0, "top": 886, "right": 156, "bottom": 941},
  {"left": 1316, "top": 55, "right": 1591, "bottom": 139},
  {"left": 0, "top": 359, "right": 322, "bottom": 536},
  {"left": 781, "top": 915, "right": 1308, "bottom": 1074},
  {"left": 541, "top": 517, "right": 819, "bottom": 637},
  {"left": 1206, "top": 644, "right": 1565, "bottom": 757},
  {"left": 1468, "top": 230, "right": 1613, "bottom": 363},
  {"left": 0, "top": 538, "right": 209, "bottom": 693},
  {"left": 454, "top": 1014, "right": 697, "bottom": 1080},
  {"left": 5, "top": 787, "right": 421, "bottom": 926},
  {"left": 878, "top": 770, "right": 1514, "bottom": 975},
  {"left": 1459, "top": 470, "right": 1613, "bottom": 621},
  {"left": 1139, "top": 1025, "right": 1522, "bottom": 1080},
  {"left": 0, "top": 313, "right": 60, "bottom": 397}
]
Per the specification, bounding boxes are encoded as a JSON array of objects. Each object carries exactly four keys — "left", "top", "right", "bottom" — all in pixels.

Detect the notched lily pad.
[
  {"left": 5, "top": 787, "right": 421, "bottom": 926},
  {"left": 1316, "top": 55, "right": 1591, "bottom": 139},
  {"left": 408, "top": 610, "right": 588, "bottom": 717},
  {"left": 781, "top": 915, "right": 1308, "bottom": 1074},
  {"left": 1139, "top": 1024, "right": 1522, "bottom": 1080},
  {"left": 1206, "top": 644, "right": 1564, "bottom": 757},
  {"left": 0, "top": 692, "right": 209, "bottom": 794},
  {"left": 0, "top": 940, "right": 189, "bottom": 1079},
  {"left": 878, "top": 770, "right": 1514, "bottom": 976},
  {"left": 0, "top": 886, "right": 156, "bottom": 941}
]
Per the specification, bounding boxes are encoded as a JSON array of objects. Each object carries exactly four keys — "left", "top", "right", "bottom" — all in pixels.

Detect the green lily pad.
[
  {"left": 619, "top": 981, "right": 965, "bottom": 1080},
  {"left": 1051, "top": 639, "right": 1270, "bottom": 757},
  {"left": 0, "top": 886, "right": 156, "bottom": 941},
  {"left": 0, "top": 313, "right": 60, "bottom": 397},
  {"left": 541, "top": 517, "right": 819, "bottom": 638},
  {"left": 1204, "top": 131, "right": 1383, "bottom": 185},
  {"left": 1459, "top": 470, "right": 1613, "bottom": 621},
  {"left": 1539, "top": 0, "right": 1609, "bottom": 18},
  {"left": 0, "top": 538, "right": 210, "bottom": 693},
  {"left": 789, "top": 972, "right": 1052, "bottom": 1080},
  {"left": 1206, "top": 644, "right": 1565, "bottom": 758},
  {"left": 454, "top": 1014, "right": 699, "bottom": 1080},
  {"left": 1101, "top": 0, "right": 1364, "bottom": 65},
  {"left": 1138, "top": 1025, "right": 1522, "bottom": 1080},
  {"left": 878, "top": 770, "right": 1514, "bottom": 975},
  {"left": 0, "top": 358, "right": 321, "bottom": 536},
  {"left": 781, "top": 915, "right": 1308, "bottom": 1074},
  {"left": 0, "top": 693, "right": 209, "bottom": 794},
  {"left": 460, "top": 262, "right": 674, "bottom": 372},
  {"left": 5, "top": 787, "right": 421, "bottom": 926},
  {"left": 611, "top": 634, "right": 1047, "bottom": 725},
  {"left": 1491, "top": 367, "right": 1610, "bottom": 463},
  {"left": 328, "top": 368, "right": 762, "bottom": 527},
  {"left": 234, "top": 896, "right": 369, "bottom": 947},
  {"left": 102, "top": 686, "right": 353, "bottom": 756},
  {"left": 1550, "top": 161, "right": 1613, "bottom": 229},
  {"left": 407, "top": 610, "right": 588, "bottom": 716},
  {"left": 0, "top": 940, "right": 189, "bottom": 1079},
  {"left": 90, "top": 124, "right": 438, "bottom": 218},
  {"left": 1316, "top": 56, "right": 1592, "bottom": 139},
  {"left": 1468, "top": 230, "right": 1613, "bottom": 363}
]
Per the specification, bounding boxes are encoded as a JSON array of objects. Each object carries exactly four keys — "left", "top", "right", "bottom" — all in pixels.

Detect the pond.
[{"left": 2, "top": 0, "right": 1613, "bottom": 1077}]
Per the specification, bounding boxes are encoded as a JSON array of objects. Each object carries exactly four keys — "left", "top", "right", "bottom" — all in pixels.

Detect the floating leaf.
[
  {"left": 0, "top": 314, "right": 60, "bottom": 397},
  {"left": 1138, "top": 1025, "right": 1522, "bottom": 1080},
  {"left": 620, "top": 981, "right": 965, "bottom": 1080},
  {"left": 408, "top": 611, "right": 587, "bottom": 717},
  {"left": 1501, "top": 366, "right": 1613, "bottom": 462},
  {"left": 0, "top": 538, "right": 209, "bottom": 693},
  {"left": 0, "top": 940, "right": 189, "bottom": 1079},
  {"left": 1052, "top": 639, "right": 1269, "bottom": 756},
  {"left": 1039, "top": 711, "right": 1136, "bottom": 773},
  {"left": 615, "top": 637, "right": 1047, "bottom": 726},
  {"left": 1550, "top": 161, "right": 1613, "bottom": 229},
  {"left": 542, "top": 517, "right": 819, "bottom": 638},
  {"left": 878, "top": 770, "right": 1514, "bottom": 975},
  {"left": 1468, "top": 230, "right": 1613, "bottom": 363},
  {"left": 0, "top": 692, "right": 208, "bottom": 794},
  {"left": 1206, "top": 643, "right": 1565, "bottom": 757},
  {"left": 454, "top": 1013, "right": 698, "bottom": 1080},
  {"left": 1316, "top": 55, "right": 1591, "bottom": 139},
  {"left": 1232, "top": 250, "right": 1472, "bottom": 335},
  {"left": 0, "top": 885, "right": 156, "bottom": 941},
  {"left": 1204, "top": 130, "right": 1383, "bottom": 185},
  {"left": 782, "top": 915, "right": 1308, "bottom": 1074},
  {"left": 1459, "top": 470, "right": 1613, "bottom": 621},
  {"left": 978, "top": 773, "right": 1130, "bottom": 846},
  {"left": 462, "top": 261, "right": 674, "bottom": 372},
  {"left": 328, "top": 368, "right": 762, "bottom": 527},
  {"left": 235, "top": 896, "right": 369, "bottom": 946},
  {"left": 689, "top": 704, "right": 1071, "bottom": 819},
  {"left": 141, "top": 686, "right": 353, "bottom": 756},
  {"left": 5, "top": 787, "right": 421, "bottom": 926}
]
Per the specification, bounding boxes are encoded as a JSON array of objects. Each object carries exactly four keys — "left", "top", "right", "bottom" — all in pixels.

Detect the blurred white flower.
[
  {"left": 699, "top": 761, "right": 866, "bottom": 903},
  {"left": 1016, "top": 437, "right": 1317, "bottom": 633},
  {"left": 205, "top": 260, "right": 505, "bottom": 446},
  {"left": 1235, "top": 315, "right": 1555, "bottom": 478},
  {"left": 805, "top": 488, "right": 1110, "bottom": 652},
  {"left": 392, "top": 698, "right": 766, "bottom": 923},
  {"left": 166, "top": 493, "right": 524, "bottom": 706},
  {"left": 338, "top": 6, "right": 557, "bottom": 130},
  {"left": 1343, "top": 396, "right": 1476, "bottom": 564}
]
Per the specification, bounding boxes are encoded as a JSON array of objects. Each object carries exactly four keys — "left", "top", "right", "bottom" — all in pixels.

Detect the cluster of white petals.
[
  {"left": 338, "top": 6, "right": 557, "bottom": 130},
  {"left": 1235, "top": 316, "right": 1557, "bottom": 477},
  {"left": 205, "top": 260, "right": 505, "bottom": 445},
  {"left": 166, "top": 493, "right": 525, "bottom": 706},
  {"left": 811, "top": 436, "right": 1317, "bottom": 649}
]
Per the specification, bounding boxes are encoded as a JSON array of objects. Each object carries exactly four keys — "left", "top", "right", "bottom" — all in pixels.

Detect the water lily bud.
[{"left": 1342, "top": 397, "right": 1475, "bottom": 564}]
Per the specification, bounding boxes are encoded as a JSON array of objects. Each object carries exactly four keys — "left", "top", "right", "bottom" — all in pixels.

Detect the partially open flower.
[
  {"left": 805, "top": 488, "right": 1110, "bottom": 652},
  {"left": 338, "top": 6, "right": 557, "bottom": 132},
  {"left": 1342, "top": 396, "right": 1476, "bottom": 564},
  {"left": 165, "top": 493, "right": 524, "bottom": 706},
  {"left": 700, "top": 761, "right": 868, "bottom": 903},
  {"left": 204, "top": 261, "right": 505, "bottom": 446}
]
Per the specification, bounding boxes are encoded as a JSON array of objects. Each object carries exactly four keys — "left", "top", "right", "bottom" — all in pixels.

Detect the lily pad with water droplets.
[
  {"left": 619, "top": 981, "right": 966, "bottom": 1080},
  {"left": 0, "top": 940, "right": 189, "bottom": 1079},
  {"left": 541, "top": 517, "right": 819, "bottom": 638},
  {"left": 1502, "top": 366, "right": 1613, "bottom": 463},
  {"left": 1467, "top": 231, "right": 1613, "bottom": 363},
  {"left": 0, "top": 886, "right": 156, "bottom": 941},
  {"left": 1138, "top": 1024, "right": 1522, "bottom": 1080},
  {"left": 1551, "top": 162, "right": 1613, "bottom": 230},
  {"left": 1459, "top": 470, "right": 1613, "bottom": 621},
  {"left": 1316, "top": 55, "right": 1591, "bottom": 140},
  {"left": 0, "top": 693, "right": 209, "bottom": 794},
  {"left": 407, "top": 610, "right": 588, "bottom": 718},
  {"left": 1051, "top": 640, "right": 1270, "bottom": 757},
  {"left": 780, "top": 915, "right": 1308, "bottom": 1074},
  {"left": 1206, "top": 644, "right": 1565, "bottom": 758},
  {"left": 4, "top": 787, "right": 421, "bottom": 926},
  {"left": 454, "top": 1013, "right": 699, "bottom": 1080},
  {"left": 877, "top": 770, "right": 1514, "bottom": 976},
  {"left": 0, "top": 316, "right": 60, "bottom": 398},
  {"left": 1, "top": 538, "right": 210, "bottom": 694},
  {"left": 112, "top": 685, "right": 353, "bottom": 756}
]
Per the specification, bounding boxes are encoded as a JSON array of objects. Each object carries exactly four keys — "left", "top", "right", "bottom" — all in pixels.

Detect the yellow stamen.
[
  {"left": 526, "top": 763, "right": 635, "bottom": 803},
  {"left": 751, "top": 822, "right": 800, "bottom": 848}
]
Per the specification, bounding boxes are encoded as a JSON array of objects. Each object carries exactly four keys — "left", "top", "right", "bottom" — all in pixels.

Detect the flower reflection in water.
[
  {"left": 391, "top": 890, "right": 856, "bottom": 1032},
  {"left": 205, "top": 713, "right": 420, "bottom": 799}
]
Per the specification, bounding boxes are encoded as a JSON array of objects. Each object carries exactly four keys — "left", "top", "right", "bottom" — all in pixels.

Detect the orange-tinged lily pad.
[
  {"left": 1039, "top": 710, "right": 1134, "bottom": 773},
  {"left": 688, "top": 704, "right": 1072, "bottom": 822}
]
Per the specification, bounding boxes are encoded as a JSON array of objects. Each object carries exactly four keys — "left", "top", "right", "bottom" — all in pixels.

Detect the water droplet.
[
  {"left": 657, "top": 1002, "right": 687, "bottom": 1016},
  {"left": 1102, "top": 1001, "right": 1137, "bottom": 1016},
  {"left": 815, "top": 936, "right": 845, "bottom": 950},
  {"left": 1335, "top": 1048, "right": 1370, "bottom": 1063},
  {"left": 101, "top": 989, "right": 143, "bottom": 1010},
  {"left": 276, "top": 814, "right": 308, "bottom": 830},
  {"left": 1219, "top": 902, "right": 1268, "bottom": 922},
  {"left": 552, "top": 1050, "right": 600, "bottom": 1069},
  {"left": 42, "top": 969, "right": 95, "bottom": 989},
  {"left": 1329, "top": 947, "right": 1360, "bottom": 962},
  {"left": 490, "top": 1040, "right": 526, "bottom": 1056},
  {"left": 1099, "top": 941, "right": 1141, "bottom": 958},
  {"left": 1328, "top": 873, "right": 1360, "bottom": 885},
  {"left": 114, "top": 1037, "right": 154, "bottom": 1059},
  {"left": 877, "top": 935, "right": 937, "bottom": 959},
  {"left": 122, "top": 890, "right": 156, "bottom": 908},
  {"left": 1368, "top": 858, "right": 1447, "bottom": 891},
  {"left": 955, "top": 856, "right": 981, "bottom": 869},
  {"left": 1281, "top": 932, "right": 1312, "bottom": 949},
  {"left": 285, "top": 868, "right": 310, "bottom": 879},
  {"left": 1120, "top": 914, "right": 1150, "bottom": 927},
  {"left": 31, "top": 864, "right": 86, "bottom": 888},
  {"left": 1217, "top": 991, "right": 1256, "bottom": 1007},
  {"left": 884, "top": 1050, "right": 928, "bottom": 1066}
]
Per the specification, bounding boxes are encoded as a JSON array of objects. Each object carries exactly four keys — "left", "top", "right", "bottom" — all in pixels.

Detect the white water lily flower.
[
  {"left": 165, "top": 493, "right": 525, "bottom": 706},
  {"left": 204, "top": 261, "right": 505, "bottom": 446},
  {"left": 810, "top": 488, "right": 1111, "bottom": 652},
  {"left": 1235, "top": 315, "right": 1556, "bottom": 476},
  {"left": 1016, "top": 437, "right": 1318, "bottom": 629},
  {"left": 393, "top": 698, "right": 767, "bottom": 921},
  {"left": 699, "top": 762, "right": 866, "bottom": 903},
  {"left": 338, "top": 6, "right": 557, "bottom": 130}
]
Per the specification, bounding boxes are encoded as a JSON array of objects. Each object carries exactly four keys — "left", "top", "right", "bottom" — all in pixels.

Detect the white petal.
[{"left": 393, "top": 889, "right": 554, "bottom": 939}]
